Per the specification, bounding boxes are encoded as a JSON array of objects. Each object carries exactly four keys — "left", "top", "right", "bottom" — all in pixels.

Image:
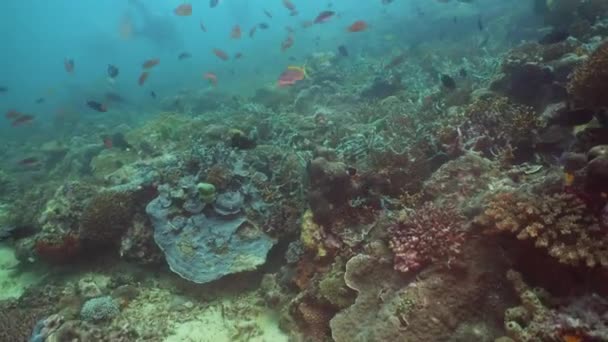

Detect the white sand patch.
[{"left": 0, "top": 243, "right": 45, "bottom": 300}]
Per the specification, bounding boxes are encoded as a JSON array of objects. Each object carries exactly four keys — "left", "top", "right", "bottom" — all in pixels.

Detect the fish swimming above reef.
[
  {"left": 64, "top": 58, "right": 75, "bottom": 73},
  {"left": 539, "top": 29, "right": 569, "bottom": 44},
  {"left": 87, "top": 100, "right": 107, "bottom": 112},
  {"left": 338, "top": 45, "right": 349, "bottom": 57},
  {"left": 178, "top": 52, "right": 192, "bottom": 60},
  {"left": 213, "top": 49, "right": 229, "bottom": 61},
  {"left": 174, "top": 4, "right": 192, "bottom": 16},
  {"left": 314, "top": 11, "right": 335, "bottom": 24},
  {"left": 348, "top": 20, "right": 368, "bottom": 32},
  {"left": 278, "top": 66, "right": 307, "bottom": 87},
  {"left": 142, "top": 58, "right": 159, "bottom": 69},
  {"left": 440, "top": 74, "right": 457, "bottom": 90},
  {"left": 0, "top": 86, "right": 7, "bottom": 93},
  {"left": 107, "top": 64, "right": 119, "bottom": 78},
  {"left": 11, "top": 114, "right": 35, "bottom": 126}
]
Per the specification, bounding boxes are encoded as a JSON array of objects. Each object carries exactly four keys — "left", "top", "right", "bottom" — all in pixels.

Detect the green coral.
[
  {"left": 196, "top": 182, "right": 216, "bottom": 204},
  {"left": 317, "top": 258, "right": 356, "bottom": 309}
]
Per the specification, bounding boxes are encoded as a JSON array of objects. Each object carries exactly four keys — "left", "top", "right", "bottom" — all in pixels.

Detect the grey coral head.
[{"left": 213, "top": 191, "right": 244, "bottom": 216}]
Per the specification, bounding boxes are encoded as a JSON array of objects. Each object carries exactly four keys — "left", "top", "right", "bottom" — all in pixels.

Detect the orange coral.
[{"left": 568, "top": 41, "right": 608, "bottom": 108}]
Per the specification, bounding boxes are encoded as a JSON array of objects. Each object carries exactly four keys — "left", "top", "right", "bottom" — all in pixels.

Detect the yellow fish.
[{"left": 287, "top": 65, "right": 308, "bottom": 78}]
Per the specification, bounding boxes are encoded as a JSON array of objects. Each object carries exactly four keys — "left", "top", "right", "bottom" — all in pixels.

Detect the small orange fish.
[
  {"left": 231, "top": 25, "right": 241, "bottom": 39},
  {"left": 174, "top": 3, "right": 192, "bottom": 16},
  {"left": 213, "top": 49, "right": 229, "bottom": 61},
  {"left": 281, "top": 34, "right": 294, "bottom": 52},
  {"left": 204, "top": 72, "right": 218, "bottom": 86},
  {"left": 138, "top": 71, "right": 150, "bottom": 86},
  {"left": 142, "top": 58, "right": 160, "bottom": 69},
  {"left": 562, "top": 334, "right": 582, "bottom": 342},
  {"left": 348, "top": 20, "right": 368, "bottom": 32},
  {"left": 64, "top": 58, "right": 74, "bottom": 73}
]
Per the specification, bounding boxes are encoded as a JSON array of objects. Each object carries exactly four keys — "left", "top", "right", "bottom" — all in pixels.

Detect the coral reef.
[
  {"left": 389, "top": 202, "right": 466, "bottom": 273},
  {"left": 79, "top": 191, "right": 135, "bottom": 245},
  {"left": 568, "top": 40, "right": 608, "bottom": 108},
  {"left": 80, "top": 296, "right": 120, "bottom": 322},
  {"left": 475, "top": 191, "right": 608, "bottom": 267},
  {"left": 146, "top": 178, "right": 275, "bottom": 284}
]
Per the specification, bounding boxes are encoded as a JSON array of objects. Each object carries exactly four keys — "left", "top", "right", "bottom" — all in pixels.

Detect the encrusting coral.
[{"left": 475, "top": 191, "right": 608, "bottom": 267}]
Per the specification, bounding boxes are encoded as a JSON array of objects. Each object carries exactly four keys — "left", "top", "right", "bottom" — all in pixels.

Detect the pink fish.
[{"left": 277, "top": 66, "right": 306, "bottom": 87}]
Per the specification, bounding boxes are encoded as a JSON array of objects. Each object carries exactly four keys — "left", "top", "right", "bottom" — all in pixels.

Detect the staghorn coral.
[
  {"left": 476, "top": 191, "right": 608, "bottom": 267},
  {"left": 388, "top": 202, "right": 466, "bottom": 273},
  {"left": 568, "top": 40, "right": 608, "bottom": 108}
]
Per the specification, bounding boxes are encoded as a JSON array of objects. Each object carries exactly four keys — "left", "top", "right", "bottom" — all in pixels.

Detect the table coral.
[
  {"left": 476, "top": 191, "right": 608, "bottom": 267},
  {"left": 388, "top": 202, "right": 466, "bottom": 273}
]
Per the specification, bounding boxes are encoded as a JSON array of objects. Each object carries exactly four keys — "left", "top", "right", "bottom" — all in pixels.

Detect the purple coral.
[{"left": 388, "top": 202, "right": 466, "bottom": 273}]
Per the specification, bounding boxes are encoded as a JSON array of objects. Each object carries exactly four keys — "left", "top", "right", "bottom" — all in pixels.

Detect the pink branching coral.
[
  {"left": 388, "top": 202, "right": 466, "bottom": 273},
  {"left": 476, "top": 192, "right": 608, "bottom": 267}
]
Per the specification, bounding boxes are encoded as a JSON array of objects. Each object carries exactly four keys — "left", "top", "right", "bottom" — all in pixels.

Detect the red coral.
[
  {"left": 35, "top": 234, "right": 81, "bottom": 263},
  {"left": 389, "top": 202, "right": 466, "bottom": 273}
]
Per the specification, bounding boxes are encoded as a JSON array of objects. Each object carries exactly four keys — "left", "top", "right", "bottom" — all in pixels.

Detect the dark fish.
[
  {"left": 382, "top": 0, "right": 395, "bottom": 4},
  {"left": 314, "top": 11, "right": 335, "bottom": 24},
  {"left": 288, "top": 56, "right": 297, "bottom": 62},
  {"left": 0, "top": 86, "right": 7, "bottom": 92},
  {"left": 18, "top": 157, "right": 39, "bottom": 166},
  {"left": 107, "top": 64, "right": 119, "bottom": 78},
  {"left": 440, "top": 74, "right": 456, "bottom": 90},
  {"left": 477, "top": 15, "right": 484, "bottom": 31},
  {"left": 210, "top": 0, "right": 220, "bottom": 8},
  {"left": 178, "top": 52, "right": 192, "bottom": 60},
  {"left": 338, "top": 45, "right": 349, "bottom": 57},
  {"left": 150, "top": 91, "right": 157, "bottom": 99},
  {"left": 258, "top": 23, "right": 269, "bottom": 29},
  {"left": 35, "top": 98, "right": 45, "bottom": 104},
  {"left": 539, "top": 29, "right": 569, "bottom": 45},
  {"left": 263, "top": 9, "right": 272, "bottom": 18},
  {"left": 64, "top": 58, "right": 75, "bottom": 73},
  {"left": 459, "top": 68, "right": 467, "bottom": 78},
  {"left": 104, "top": 132, "right": 132, "bottom": 150},
  {"left": 87, "top": 100, "right": 107, "bottom": 112},
  {"left": 12, "top": 115, "right": 35, "bottom": 126}
]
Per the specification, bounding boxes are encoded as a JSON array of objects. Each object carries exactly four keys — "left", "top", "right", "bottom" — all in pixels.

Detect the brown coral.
[
  {"left": 568, "top": 41, "right": 608, "bottom": 108},
  {"left": 476, "top": 191, "right": 608, "bottom": 267},
  {"left": 79, "top": 191, "right": 135, "bottom": 245}
]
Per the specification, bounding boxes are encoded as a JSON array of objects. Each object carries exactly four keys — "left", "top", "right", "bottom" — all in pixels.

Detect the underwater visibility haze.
[{"left": 2, "top": 0, "right": 608, "bottom": 341}]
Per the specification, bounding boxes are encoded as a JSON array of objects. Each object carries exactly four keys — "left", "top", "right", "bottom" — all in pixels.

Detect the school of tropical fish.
[{"left": 1, "top": 0, "right": 608, "bottom": 341}]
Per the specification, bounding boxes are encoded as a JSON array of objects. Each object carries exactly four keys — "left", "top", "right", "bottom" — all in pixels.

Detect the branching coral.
[
  {"left": 568, "top": 40, "right": 608, "bottom": 108},
  {"left": 476, "top": 191, "right": 608, "bottom": 267},
  {"left": 388, "top": 202, "right": 466, "bottom": 273}
]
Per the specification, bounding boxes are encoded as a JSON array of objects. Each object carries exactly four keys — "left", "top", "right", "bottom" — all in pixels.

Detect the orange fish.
[
  {"left": 64, "top": 58, "right": 74, "bottom": 73},
  {"left": 174, "top": 3, "right": 192, "bottom": 16},
  {"left": 231, "top": 25, "right": 241, "bottom": 39},
  {"left": 142, "top": 58, "right": 160, "bottom": 69},
  {"left": 200, "top": 21, "right": 207, "bottom": 32},
  {"left": 5, "top": 110, "right": 20, "bottom": 120},
  {"left": 12, "top": 114, "right": 35, "bottom": 126},
  {"left": 204, "top": 72, "right": 218, "bottom": 86},
  {"left": 213, "top": 48, "right": 229, "bottom": 61},
  {"left": 138, "top": 71, "right": 150, "bottom": 86},
  {"left": 348, "top": 20, "right": 368, "bottom": 32},
  {"left": 119, "top": 15, "right": 133, "bottom": 39},
  {"left": 281, "top": 34, "right": 294, "bottom": 52}
]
